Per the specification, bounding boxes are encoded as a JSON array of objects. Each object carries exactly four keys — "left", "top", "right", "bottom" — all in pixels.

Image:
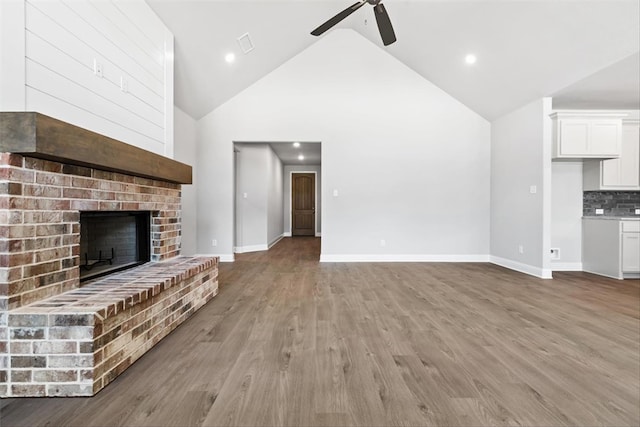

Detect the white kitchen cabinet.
[
  {"left": 583, "top": 218, "right": 640, "bottom": 279},
  {"left": 551, "top": 112, "right": 624, "bottom": 159},
  {"left": 622, "top": 221, "right": 640, "bottom": 273},
  {"left": 584, "top": 121, "right": 640, "bottom": 190}
]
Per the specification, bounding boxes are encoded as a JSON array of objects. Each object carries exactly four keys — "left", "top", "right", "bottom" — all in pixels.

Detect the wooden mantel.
[{"left": 0, "top": 112, "right": 192, "bottom": 184}]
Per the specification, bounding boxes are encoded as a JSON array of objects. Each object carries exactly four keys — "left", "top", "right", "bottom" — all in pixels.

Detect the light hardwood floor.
[{"left": 1, "top": 237, "right": 639, "bottom": 426}]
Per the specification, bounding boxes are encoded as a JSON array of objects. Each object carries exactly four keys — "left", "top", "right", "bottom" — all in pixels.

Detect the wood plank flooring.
[{"left": 1, "top": 237, "right": 639, "bottom": 426}]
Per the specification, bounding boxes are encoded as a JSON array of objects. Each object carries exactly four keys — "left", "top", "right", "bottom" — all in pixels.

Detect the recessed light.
[
  {"left": 293, "top": 142, "right": 300, "bottom": 148},
  {"left": 298, "top": 154, "right": 304, "bottom": 161},
  {"left": 465, "top": 54, "right": 477, "bottom": 65},
  {"left": 225, "top": 53, "right": 235, "bottom": 63}
]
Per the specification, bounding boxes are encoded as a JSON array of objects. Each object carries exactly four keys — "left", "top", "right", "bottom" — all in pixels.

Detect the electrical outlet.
[
  {"left": 518, "top": 245, "right": 524, "bottom": 254},
  {"left": 550, "top": 248, "right": 560, "bottom": 260},
  {"left": 211, "top": 239, "right": 217, "bottom": 247},
  {"left": 635, "top": 209, "right": 640, "bottom": 215},
  {"left": 380, "top": 239, "right": 386, "bottom": 247},
  {"left": 529, "top": 185, "right": 537, "bottom": 194},
  {"left": 333, "top": 189, "right": 339, "bottom": 197},
  {"left": 595, "top": 209, "right": 604, "bottom": 215}
]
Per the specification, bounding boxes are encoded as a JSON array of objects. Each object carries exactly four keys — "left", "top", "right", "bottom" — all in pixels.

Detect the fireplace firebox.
[{"left": 79, "top": 211, "right": 151, "bottom": 281}]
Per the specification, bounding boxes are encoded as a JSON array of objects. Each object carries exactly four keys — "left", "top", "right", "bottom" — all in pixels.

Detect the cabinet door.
[
  {"left": 601, "top": 124, "right": 640, "bottom": 188},
  {"left": 601, "top": 156, "right": 621, "bottom": 187},
  {"left": 619, "top": 125, "right": 639, "bottom": 187},
  {"left": 590, "top": 120, "right": 621, "bottom": 155},
  {"left": 559, "top": 120, "right": 589, "bottom": 155},
  {"left": 622, "top": 233, "right": 640, "bottom": 272}
]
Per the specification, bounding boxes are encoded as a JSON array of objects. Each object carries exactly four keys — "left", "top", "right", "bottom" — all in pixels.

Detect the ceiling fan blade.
[
  {"left": 311, "top": 1, "right": 367, "bottom": 36},
  {"left": 374, "top": 3, "right": 396, "bottom": 46}
]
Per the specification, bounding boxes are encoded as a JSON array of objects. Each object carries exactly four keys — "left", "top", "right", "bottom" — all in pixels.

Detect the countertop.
[{"left": 582, "top": 216, "right": 640, "bottom": 221}]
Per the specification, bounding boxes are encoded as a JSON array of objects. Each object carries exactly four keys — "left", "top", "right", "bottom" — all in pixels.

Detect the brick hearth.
[{"left": 0, "top": 115, "right": 218, "bottom": 397}]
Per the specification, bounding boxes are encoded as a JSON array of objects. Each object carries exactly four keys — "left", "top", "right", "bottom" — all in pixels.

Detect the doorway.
[{"left": 292, "top": 173, "right": 316, "bottom": 236}]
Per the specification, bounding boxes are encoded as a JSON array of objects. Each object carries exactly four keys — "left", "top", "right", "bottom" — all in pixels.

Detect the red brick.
[
  {"left": 70, "top": 200, "right": 99, "bottom": 210},
  {"left": 63, "top": 188, "right": 92, "bottom": 199},
  {"left": 22, "top": 184, "right": 62, "bottom": 198},
  {"left": 0, "top": 153, "right": 24, "bottom": 167},
  {"left": 23, "top": 260, "right": 60, "bottom": 277},
  {"left": 23, "top": 211, "right": 64, "bottom": 224},
  {"left": 0, "top": 252, "right": 34, "bottom": 267},
  {"left": 36, "top": 172, "right": 71, "bottom": 187},
  {"left": 11, "top": 384, "right": 46, "bottom": 397},
  {"left": 24, "top": 157, "right": 63, "bottom": 173},
  {"left": 71, "top": 177, "right": 98, "bottom": 189},
  {"left": 35, "top": 224, "right": 68, "bottom": 237},
  {"left": 33, "top": 369, "right": 77, "bottom": 382}
]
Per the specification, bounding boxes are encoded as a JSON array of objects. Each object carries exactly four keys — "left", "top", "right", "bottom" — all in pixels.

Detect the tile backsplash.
[{"left": 583, "top": 191, "right": 640, "bottom": 216}]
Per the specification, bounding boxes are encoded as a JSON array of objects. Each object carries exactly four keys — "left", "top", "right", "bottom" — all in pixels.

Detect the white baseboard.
[
  {"left": 196, "top": 253, "right": 235, "bottom": 262},
  {"left": 319, "top": 254, "right": 490, "bottom": 263},
  {"left": 551, "top": 262, "right": 583, "bottom": 272},
  {"left": 582, "top": 267, "right": 622, "bottom": 280},
  {"left": 234, "top": 244, "right": 268, "bottom": 254},
  {"left": 490, "top": 256, "right": 553, "bottom": 279},
  {"left": 268, "top": 234, "right": 284, "bottom": 249}
]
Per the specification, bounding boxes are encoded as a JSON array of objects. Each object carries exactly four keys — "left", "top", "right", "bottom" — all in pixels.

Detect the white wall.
[
  {"left": 283, "top": 165, "right": 322, "bottom": 236},
  {"left": 267, "top": 147, "right": 284, "bottom": 246},
  {"left": 490, "top": 98, "right": 553, "bottom": 278},
  {"left": 235, "top": 144, "right": 269, "bottom": 251},
  {"left": 233, "top": 143, "right": 284, "bottom": 252},
  {"left": 196, "top": 30, "right": 491, "bottom": 261},
  {"left": 551, "top": 162, "right": 583, "bottom": 270},
  {"left": 0, "top": 0, "right": 25, "bottom": 110},
  {"left": 173, "top": 107, "right": 197, "bottom": 255},
  {"left": 0, "top": 0, "right": 174, "bottom": 157}
]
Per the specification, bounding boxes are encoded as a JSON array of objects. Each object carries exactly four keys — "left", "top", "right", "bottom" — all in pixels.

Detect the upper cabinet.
[
  {"left": 584, "top": 120, "right": 640, "bottom": 191},
  {"left": 551, "top": 112, "right": 624, "bottom": 159}
]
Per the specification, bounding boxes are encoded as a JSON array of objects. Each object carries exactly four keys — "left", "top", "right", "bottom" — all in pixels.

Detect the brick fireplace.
[{"left": 0, "top": 113, "right": 218, "bottom": 397}]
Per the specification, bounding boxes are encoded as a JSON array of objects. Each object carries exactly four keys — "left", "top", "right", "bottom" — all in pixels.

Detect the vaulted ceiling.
[{"left": 146, "top": 0, "right": 640, "bottom": 121}]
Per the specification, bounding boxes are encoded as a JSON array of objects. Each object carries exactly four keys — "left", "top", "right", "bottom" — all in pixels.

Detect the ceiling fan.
[{"left": 310, "top": 0, "right": 397, "bottom": 46}]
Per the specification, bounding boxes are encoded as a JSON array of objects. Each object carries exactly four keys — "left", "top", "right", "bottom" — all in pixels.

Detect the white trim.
[
  {"left": 542, "top": 97, "right": 553, "bottom": 274},
  {"left": 315, "top": 232, "right": 321, "bottom": 237},
  {"left": 582, "top": 268, "right": 622, "bottom": 280},
  {"left": 551, "top": 262, "right": 583, "bottom": 272},
  {"left": 320, "top": 254, "right": 490, "bottom": 263},
  {"left": 196, "top": 253, "right": 235, "bottom": 262},
  {"left": 289, "top": 170, "right": 318, "bottom": 236},
  {"left": 268, "top": 234, "right": 284, "bottom": 249},
  {"left": 235, "top": 244, "right": 268, "bottom": 254},
  {"left": 283, "top": 232, "right": 292, "bottom": 237},
  {"left": 490, "top": 255, "right": 553, "bottom": 279}
]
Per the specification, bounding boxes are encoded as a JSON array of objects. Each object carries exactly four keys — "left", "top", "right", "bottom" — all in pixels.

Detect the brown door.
[{"left": 292, "top": 173, "right": 315, "bottom": 236}]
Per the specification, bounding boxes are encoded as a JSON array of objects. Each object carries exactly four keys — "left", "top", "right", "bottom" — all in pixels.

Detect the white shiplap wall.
[{"left": 0, "top": 0, "right": 174, "bottom": 157}]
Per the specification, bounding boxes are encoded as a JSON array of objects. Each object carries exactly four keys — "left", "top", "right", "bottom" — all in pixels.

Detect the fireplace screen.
[{"left": 79, "top": 211, "right": 151, "bottom": 281}]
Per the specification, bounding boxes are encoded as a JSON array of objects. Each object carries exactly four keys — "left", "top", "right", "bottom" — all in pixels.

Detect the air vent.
[{"left": 237, "top": 32, "right": 254, "bottom": 54}]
